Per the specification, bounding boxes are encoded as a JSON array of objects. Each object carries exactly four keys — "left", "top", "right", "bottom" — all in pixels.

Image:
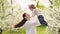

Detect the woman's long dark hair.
[{"left": 14, "top": 13, "right": 27, "bottom": 28}]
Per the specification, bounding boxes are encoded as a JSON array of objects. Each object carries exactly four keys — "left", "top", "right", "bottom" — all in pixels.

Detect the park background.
[{"left": 0, "top": 0, "right": 60, "bottom": 34}]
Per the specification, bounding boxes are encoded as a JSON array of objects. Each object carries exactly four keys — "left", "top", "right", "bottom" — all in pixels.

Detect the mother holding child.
[{"left": 14, "top": 4, "right": 48, "bottom": 34}]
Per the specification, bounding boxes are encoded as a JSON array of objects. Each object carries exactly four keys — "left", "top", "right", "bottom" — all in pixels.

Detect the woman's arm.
[{"left": 27, "top": 16, "right": 40, "bottom": 26}]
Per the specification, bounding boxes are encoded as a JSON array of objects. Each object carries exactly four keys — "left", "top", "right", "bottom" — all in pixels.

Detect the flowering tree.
[
  {"left": 0, "top": 0, "right": 25, "bottom": 31},
  {"left": 0, "top": 0, "right": 60, "bottom": 34}
]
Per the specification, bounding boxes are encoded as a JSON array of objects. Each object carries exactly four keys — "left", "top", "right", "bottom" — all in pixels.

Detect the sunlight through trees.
[{"left": 0, "top": 0, "right": 60, "bottom": 34}]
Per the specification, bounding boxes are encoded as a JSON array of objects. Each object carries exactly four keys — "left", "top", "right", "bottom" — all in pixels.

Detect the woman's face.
[{"left": 25, "top": 13, "right": 31, "bottom": 20}]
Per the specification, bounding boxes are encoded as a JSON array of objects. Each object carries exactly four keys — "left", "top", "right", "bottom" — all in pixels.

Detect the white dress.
[{"left": 25, "top": 16, "right": 40, "bottom": 34}]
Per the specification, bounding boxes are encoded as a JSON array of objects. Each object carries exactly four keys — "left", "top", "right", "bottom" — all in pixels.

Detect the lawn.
[{"left": 2, "top": 25, "right": 47, "bottom": 34}]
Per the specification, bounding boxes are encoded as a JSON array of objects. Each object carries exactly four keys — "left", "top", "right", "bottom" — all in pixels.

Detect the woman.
[{"left": 14, "top": 13, "right": 39, "bottom": 34}]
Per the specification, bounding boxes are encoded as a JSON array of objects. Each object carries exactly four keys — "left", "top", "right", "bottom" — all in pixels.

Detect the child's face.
[{"left": 29, "top": 5, "right": 36, "bottom": 10}]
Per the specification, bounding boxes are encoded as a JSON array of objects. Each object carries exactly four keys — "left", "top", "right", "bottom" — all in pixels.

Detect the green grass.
[
  {"left": 2, "top": 25, "right": 47, "bottom": 34},
  {"left": 37, "top": 25, "right": 47, "bottom": 34}
]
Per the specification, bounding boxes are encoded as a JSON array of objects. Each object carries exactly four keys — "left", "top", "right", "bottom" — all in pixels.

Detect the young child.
[{"left": 29, "top": 4, "right": 48, "bottom": 26}]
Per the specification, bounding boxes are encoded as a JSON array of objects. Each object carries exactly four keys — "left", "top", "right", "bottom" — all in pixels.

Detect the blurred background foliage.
[{"left": 0, "top": 0, "right": 60, "bottom": 34}]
